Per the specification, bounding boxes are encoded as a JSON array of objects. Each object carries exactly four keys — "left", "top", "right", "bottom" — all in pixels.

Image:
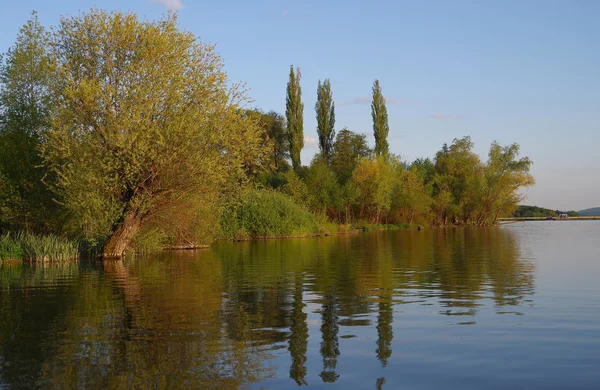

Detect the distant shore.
[{"left": 498, "top": 216, "right": 600, "bottom": 222}]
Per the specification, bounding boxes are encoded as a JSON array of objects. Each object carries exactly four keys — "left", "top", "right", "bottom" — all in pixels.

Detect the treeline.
[
  {"left": 513, "top": 205, "right": 579, "bottom": 218},
  {"left": 246, "top": 130, "right": 534, "bottom": 229},
  {"left": 239, "top": 66, "right": 534, "bottom": 229},
  {"left": 0, "top": 10, "right": 535, "bottom": 258}
]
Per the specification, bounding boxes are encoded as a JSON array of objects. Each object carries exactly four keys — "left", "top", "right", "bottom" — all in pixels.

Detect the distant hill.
[
  {"left": 578, "top": 207, "right": 600, "bottom": 217},
  {"left": 513, "top": 205, "right": 579, "bottom": 218}
]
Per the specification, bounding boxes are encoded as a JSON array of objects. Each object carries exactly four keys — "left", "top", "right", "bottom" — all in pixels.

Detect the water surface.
[{"left": 1, "top": 222, "right": 599, "bottom": 389}]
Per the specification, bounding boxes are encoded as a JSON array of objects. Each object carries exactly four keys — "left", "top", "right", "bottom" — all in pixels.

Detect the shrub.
[
  {"left": 314, "top": 213, "right": 338, "bottom": 235},
  {"left": 219, "top": 189, "right": 319, "bottom": 240}
]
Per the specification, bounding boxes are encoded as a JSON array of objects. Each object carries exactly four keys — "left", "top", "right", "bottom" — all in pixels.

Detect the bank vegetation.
[{"left": 0, "top": 10, "right": 534, "bottom": 260}]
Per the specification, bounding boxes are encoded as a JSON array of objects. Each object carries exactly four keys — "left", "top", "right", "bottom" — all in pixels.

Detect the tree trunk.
[
  {"left": 492, "top": 210, "right": 500, "bottom": 225},
  {"left": 103, "top": 209, "right": 143, "bottom": 258}
]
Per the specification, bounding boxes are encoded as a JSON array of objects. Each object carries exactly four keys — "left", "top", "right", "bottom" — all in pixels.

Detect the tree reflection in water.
[
  {"left": 319, "top": 293, "right": 340, "bottom": 383},
  {"left": 288, "top": 276, "right": 309, "bottom": 386},
  {"left": 0, "top": 227, "right": 534, "bottom": 388}
]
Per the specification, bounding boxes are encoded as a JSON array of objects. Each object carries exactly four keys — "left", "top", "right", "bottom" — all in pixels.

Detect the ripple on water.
[{"left": 1, "top": 225, "right": 600, "bottom": 389}]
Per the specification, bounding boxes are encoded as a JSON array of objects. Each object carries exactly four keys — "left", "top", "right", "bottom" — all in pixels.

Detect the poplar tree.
[
  {"left": 286, "top": 66, "right": 304, "bottom": 171},
  {"left": 371, "top": 80, "right": 390, "bottom": 157},
  {"left": 315, "top": 79, "right": 335, "bottom": 162}
]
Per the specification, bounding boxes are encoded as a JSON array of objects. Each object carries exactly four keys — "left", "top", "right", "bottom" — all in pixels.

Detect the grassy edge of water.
[
  {"left": 1, "top": 222, "right": 420, "bottom": 263},
  {"left": 0, "top": 232, "right": 80, "bottom": 264},
  {"left": 351, "top": 222, "right": 414, "bottom": 232},
  {"left": 217, "top": 222, "right": 419, "bottom": 242}
]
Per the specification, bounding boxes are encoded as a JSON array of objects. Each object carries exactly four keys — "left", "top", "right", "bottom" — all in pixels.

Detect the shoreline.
[{"left": 9, "top": 220, "right": 592, "bottom": 264}]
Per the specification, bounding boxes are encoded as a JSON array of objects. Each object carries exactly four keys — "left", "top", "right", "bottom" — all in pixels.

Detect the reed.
[
  {"left": 0, "top": 232, "right": 79, "bottom": 263},
  {"left": 0, "top": 233, "right": 25, "bottom": 262}
]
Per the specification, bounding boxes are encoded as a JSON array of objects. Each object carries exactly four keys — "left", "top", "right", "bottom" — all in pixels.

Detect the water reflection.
[
  {"left": 289, "top": 277, "right": 309, "bottom": 386},
  {"left": 319, "top": 293, "right": 340, "bottom": 383},
  {"left": 0, "top": 227, "right": 536, "bottom": 388}
]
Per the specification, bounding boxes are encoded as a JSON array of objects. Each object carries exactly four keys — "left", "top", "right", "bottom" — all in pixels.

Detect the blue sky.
[{"left": 1, "top": 0, "right": 599, "bottom": 210}]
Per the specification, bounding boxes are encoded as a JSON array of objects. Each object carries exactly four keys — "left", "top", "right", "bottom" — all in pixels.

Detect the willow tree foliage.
[
  {"left": 351, "top": 157, "right": 394, "bottom": 223},
  {"left": 435, "top": 138, "right": 480, "bottom": 224},
  {"left": 431, "top": 137, "right": 534, "bottom": 226},
  {"left": 475, "top": 142, "right": 534, "bottom": 225},
  {"left": 371, "top": 80, "right": 390, "bottom": 157},
  {"left": 42, "top": 10, "right": 266, "bottom": 256},
  {"left": 286, "top": 66, "right": 304, "bottom": 171},
  {"left": 0, "top": 12, "right": 57, "bottom": 233},
  {"left": 394, "top": 168, "right": 433, "bottom": 224},
  {"left": 315, "top": 79, "right": 335, "bottom": 162}
]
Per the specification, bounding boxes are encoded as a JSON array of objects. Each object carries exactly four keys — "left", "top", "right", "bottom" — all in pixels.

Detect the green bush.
[
  {"left": 220, "top": 189, "right": 319, "bottom": 240},
  {"left": 314, "top": 213, "right": 338, "bottom": 235}
]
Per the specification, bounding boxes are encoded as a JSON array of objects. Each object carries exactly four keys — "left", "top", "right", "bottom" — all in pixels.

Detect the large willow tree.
[{"left": 43, "top": 10, "right": 264, "bottom": 256}]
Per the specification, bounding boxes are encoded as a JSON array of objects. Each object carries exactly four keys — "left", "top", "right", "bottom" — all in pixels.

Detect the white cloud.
[
  {"left": 431, "top": 113, "right": 463, "bottom": 120},
  {"left": 339, "top": 96, "right": 411, "bottom": 107},
  {"left": 339, "top": 97, "right": 370, "bottom": 106},
  {"left": 152, "top": 0, "right": 183, "bottom": 10},
  {"left": 386, "top": 97, "right": 411, "bottom": 104},
  {"left": 282, "top": 9, "right": 289, "bottom": 17},
  {"left": 305, "top": 136, "right": 318, "bottom": 148}
]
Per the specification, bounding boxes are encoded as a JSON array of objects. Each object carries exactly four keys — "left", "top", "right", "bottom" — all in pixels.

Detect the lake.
[{"left": 1, "top": 222, "right": 599, "bottom": 389}]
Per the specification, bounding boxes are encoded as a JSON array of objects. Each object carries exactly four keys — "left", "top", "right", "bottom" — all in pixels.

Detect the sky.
[{"left": 1, "top": 0, "right": 599, "bottom": 211}]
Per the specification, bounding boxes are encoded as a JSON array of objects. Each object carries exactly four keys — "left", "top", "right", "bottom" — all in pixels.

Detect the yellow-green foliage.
[
  {"left": 272, "top": 136, "right": 533, "bottom": 228},
  {"left": 41, "top": 9, "right": 268, "bottom": 254},
  {"left": 220, "top": 189, "right": 319, "bottom": 240},
  {"left": 351, "top": 156, "right": 394, "bottom": 223},
  {"left": 432, "top": 137, "right": 534, "bottom": 226},
  {"left": 133, "top": 191, "right": 221, "bottom": 251},
  {"left": 0, "top": 11, "right": 536, "bottom": 243}
]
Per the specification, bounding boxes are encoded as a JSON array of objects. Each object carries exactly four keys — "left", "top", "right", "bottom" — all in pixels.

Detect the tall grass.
[
  {"left": 0, "top": 232, "right": 79, "bottom": 263},
  {"left": 0, "top": 233, "right": 25, "bottom": 261}
]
